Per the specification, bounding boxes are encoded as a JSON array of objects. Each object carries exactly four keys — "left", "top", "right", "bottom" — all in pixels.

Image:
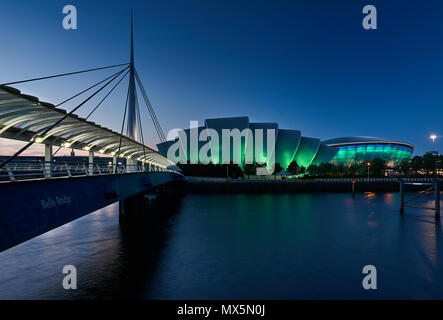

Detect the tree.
[
  {"left": 273, "top": 163, "right": 283, "bottom": 175},
  {"left": 371, "top": 158, "right": 386, "bottom": 177},
  {"left": 318, "top": 163, "right": 335, "bottom": 177},
  {"left": 423, "top": 153, "right": 437, "bottom": 175},
  {"left": 299, "top": 166, "right": 306, "bottom": 175},
  {"left": 317, "top": 163, "right": 328, "bottom": 176},
  {"left": 397, "top": 159, "right": 411, "bottom": 177},
  {"left": 357, "top": 162, "right": 369, "bottom": 177},
  {"left": 243, "top": 163, "right": 256, "bottom": 178},
  {"left": 410, "top": 156, "right": 424, "bottom": 175},
  {"left": 287, "top": 160, "right": 300, "bottom": 175},
  {"left": 307, "top": 164, "right": 319, "bottom": 177},
  {"left": 336, "top": 164, "right": 345, "bottom": 177},
  {"left": 348, "top": 163, "right": 359, "bottom": 178},
  {"left": 439, "top": 155, "right": 443, "bottom": 173}
]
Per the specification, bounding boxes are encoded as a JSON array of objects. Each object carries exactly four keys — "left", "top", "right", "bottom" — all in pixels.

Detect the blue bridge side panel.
[{"left": 0, "top": 172, "right": 180, "bottom": 252}]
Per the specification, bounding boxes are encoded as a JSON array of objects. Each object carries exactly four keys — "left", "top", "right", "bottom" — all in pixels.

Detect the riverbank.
[{"left": 184, "top": 177, "right": 441, "bottom": 193}]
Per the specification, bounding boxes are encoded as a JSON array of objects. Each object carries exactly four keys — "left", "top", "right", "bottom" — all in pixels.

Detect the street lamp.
[
  {"left": 430, "top": 134, "right": 437, "bottom": 144},
  {"left": 367, "top": 162, "right": 371, "bottom": 179}
]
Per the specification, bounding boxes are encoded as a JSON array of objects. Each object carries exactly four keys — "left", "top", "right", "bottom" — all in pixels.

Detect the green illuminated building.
[
  {"left": 157, "top": 118, "right": 414, "bottom": 168},
  {"left": 322, "top": 137, "right": 414, "bottom": 165}
]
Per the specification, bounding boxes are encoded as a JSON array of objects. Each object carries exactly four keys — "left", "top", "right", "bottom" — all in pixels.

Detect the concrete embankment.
[{"left": 184, "top": 177, "right": 439, "bottom": 193}]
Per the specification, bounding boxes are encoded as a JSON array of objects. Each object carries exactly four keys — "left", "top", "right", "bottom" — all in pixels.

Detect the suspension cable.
[
  {"left": 0, "top": 67, "right": 128, "bottom": 169},
  {"left": 134, "top": 69, "right": 166, "bottom": 142},
  {"left": 135, "top": 69, "right": 166, "bottom": 142},
  {"left": 30, "top": 67, "right": 128, "bottom": 140},
  {"left": 134, "top": 88, "right": 147, "bottom": 171},
  {"left": 52, "top": 146, "right": 62, "bottom": 157},
  {"left": 134, "top": 70, "right": 162, "bottom": 141},
  {"left": 85, "top": 69, "right": 130, "bottom": 120},
  {"left": 51, "top": 70, "right": 128, "bottom": 156},
  {"left": 55, "top": 69, "right": 127, "bottom": 108},
  {"left": 1, "top": 63, "right": 129, "bottom": 86},
  {"left": 115, "top": 82, "right": 131, "bottom": 174}
]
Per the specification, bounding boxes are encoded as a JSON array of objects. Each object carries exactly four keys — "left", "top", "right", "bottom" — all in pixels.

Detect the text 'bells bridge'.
[{"left": 0, "top": 19, "right": 182, "bottom": 252}]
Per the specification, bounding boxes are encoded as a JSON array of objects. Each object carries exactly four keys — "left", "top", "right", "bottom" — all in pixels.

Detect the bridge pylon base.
[{"left": 119, "top": 192, "right": 150, "bottom": 224}]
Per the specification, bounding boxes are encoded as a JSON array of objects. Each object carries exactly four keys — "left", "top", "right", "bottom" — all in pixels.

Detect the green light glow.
[
  {"left": 280, "top": 151, "right": 295, "bottom": 170},
  {"left": 333, "top": 144, "right": 413, "bottom": 164},
  {"left": 293, "top": 137, "right": 320, "bottom": 168}
]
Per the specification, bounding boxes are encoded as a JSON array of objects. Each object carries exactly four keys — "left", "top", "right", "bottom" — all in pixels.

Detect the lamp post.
[
  {"left": 430, "top": 134, "right": 437, "bottom": 144},
  {"left": 367, "top": 162, "right": 371, "bottom": 179},
  {"left": 430, "top": 135, "right": 438, "bottom": 176}
]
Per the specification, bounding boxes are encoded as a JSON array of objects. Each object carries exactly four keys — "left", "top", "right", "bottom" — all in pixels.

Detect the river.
[{"left": 0, "top": 192, "right": 442, "bottom": 299}]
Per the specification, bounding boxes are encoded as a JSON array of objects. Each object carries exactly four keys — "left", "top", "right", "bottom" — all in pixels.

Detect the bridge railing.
[
  {"left": 0, "top": 159, "right": 179, "bottom": 182},
  {"left": 240, "top": 176, "right": 442, "bottom": 183}
]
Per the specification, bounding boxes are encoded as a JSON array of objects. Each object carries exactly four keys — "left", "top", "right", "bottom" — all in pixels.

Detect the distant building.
[
  {"left": 322, "top": 137, "right": 414, "bottom": 165},
  {"left": 157, "top": 117, "right": 415, "bottom": 168},
  {"left": 157, "top": 116, "right": 337, "bottom": 169}
]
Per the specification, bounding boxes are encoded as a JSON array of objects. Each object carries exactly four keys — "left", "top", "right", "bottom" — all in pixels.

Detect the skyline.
[{"left": 1, "top": 0, "right": 442, "bottom": 157}]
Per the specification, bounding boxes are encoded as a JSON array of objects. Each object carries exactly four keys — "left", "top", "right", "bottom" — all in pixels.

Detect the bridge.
[{"left": 0, "top": 18, "right": 181, "bottom": 252}]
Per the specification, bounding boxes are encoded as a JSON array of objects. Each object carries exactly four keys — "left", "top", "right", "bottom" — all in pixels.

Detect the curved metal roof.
[
  {"left": 0, "top": 85, "right": 175, "bottom": 168},
  {"left": 322, "top": 136, "right": 415, "bottom": 149}
]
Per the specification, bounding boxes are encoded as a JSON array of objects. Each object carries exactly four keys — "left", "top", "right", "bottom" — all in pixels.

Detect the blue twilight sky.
[{"left": 1, "top": 0, "right": 442, "bottom": 156}]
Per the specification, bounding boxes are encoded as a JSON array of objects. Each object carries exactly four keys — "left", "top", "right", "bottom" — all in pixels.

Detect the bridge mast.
[{"left": 126, "top": 14, "right": 137, "bottom": 141}]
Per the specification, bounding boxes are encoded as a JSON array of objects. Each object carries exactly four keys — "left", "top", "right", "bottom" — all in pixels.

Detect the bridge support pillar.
[
  {"left": 44, "top": 144, "right": 52, "bottom": 177},
  {"left": 112, "top": 155, "right": 117, "bottom": 173},
  {"left": 89, "top": 151, "right": 94, "bottom": 175},
  {"left": 119, "top": 192, "right": 147, "bottom": 224},
  {"left": 127, "top": 158, "right": 135, "bottom": 173}
]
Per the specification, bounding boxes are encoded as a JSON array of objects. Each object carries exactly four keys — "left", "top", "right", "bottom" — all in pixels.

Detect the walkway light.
[
  {"left": 63, "top": 142, "right": 72, "bottom": 148},
  {"left": 99, "top": 149, "right": 105, "bottom": 153},
  {"left": 34, "top": 137, "right": 43, "bottom": 143},
  {"left": 430, "top": 134, "right": 437, "bottom": 143},
  {"left": 83, "top": 146, "right": 91, "bottom": 151}
]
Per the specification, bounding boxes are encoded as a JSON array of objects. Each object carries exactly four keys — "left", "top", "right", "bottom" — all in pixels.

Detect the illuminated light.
[
  {"left": 430, "top": 134, "right": 437, "bottom": 143},
  {"left": 111, "top": 151, "right": 116, "bottom": 156},
  {"left": 83, "top": 146, "right": 91, "bottom": 151},
  {"left": 127, "top": 156, "right": 131, "bottom": 159},
  {"left": 332, "top": 143, "right": 413, "bottom": 166},
  {"left": 63, "top": 142, "right": 72, "bottom": 148},
  {"left": 293, "top": 136, "right": 320, "bottom": 168},
  {"left": 34, "top": 137, "right": 43, "bottom": 143},
  {"left": 99, "top": 149, "right": 105, "bottom": 153},
  {"left": 367, "top": 162, "right": 371, "bottom": 167}
]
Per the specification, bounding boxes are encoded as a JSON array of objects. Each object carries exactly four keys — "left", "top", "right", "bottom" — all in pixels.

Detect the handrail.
[{"left": 0, "top": 159, "right": 180, "bottom": 182}]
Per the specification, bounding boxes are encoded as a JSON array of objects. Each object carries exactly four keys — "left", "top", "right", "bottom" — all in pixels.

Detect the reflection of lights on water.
[
  {"left": 364, "top": 192, "right": 376, "bottom": 199},
  {"left": 92, "top": 203, "right": 116, "bottom": 217},
  {"left": 384, "top": 193, "right": 393, "bottom": 204}
]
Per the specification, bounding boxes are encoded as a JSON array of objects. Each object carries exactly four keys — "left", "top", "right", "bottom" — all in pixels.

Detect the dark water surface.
[{"left": 1, "top": 192, "right": 443, "bottom": 299}]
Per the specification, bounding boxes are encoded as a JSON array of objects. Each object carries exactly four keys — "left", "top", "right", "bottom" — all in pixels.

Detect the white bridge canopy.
[{"left": 0, "top": 85, "right": 174, "bottom": 168}]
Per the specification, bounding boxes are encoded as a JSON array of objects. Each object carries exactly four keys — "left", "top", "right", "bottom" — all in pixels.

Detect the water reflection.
[
  {"left": 384, "top": 193, "right": 394, "bottom": 204},
  {"left": 0, "top": 192, "right": 442, "bottom": 299},
  {"left": 363, "top": 192, "right": 377, "bottom": 200}
]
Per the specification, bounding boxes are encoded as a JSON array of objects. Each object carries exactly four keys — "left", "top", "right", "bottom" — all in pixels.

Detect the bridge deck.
[
  {"left": 0, "top": 169, "right": 181, "bottom": 252},
  {"left": 0, "top": 85, "right": 174, "bottom": 168}
]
